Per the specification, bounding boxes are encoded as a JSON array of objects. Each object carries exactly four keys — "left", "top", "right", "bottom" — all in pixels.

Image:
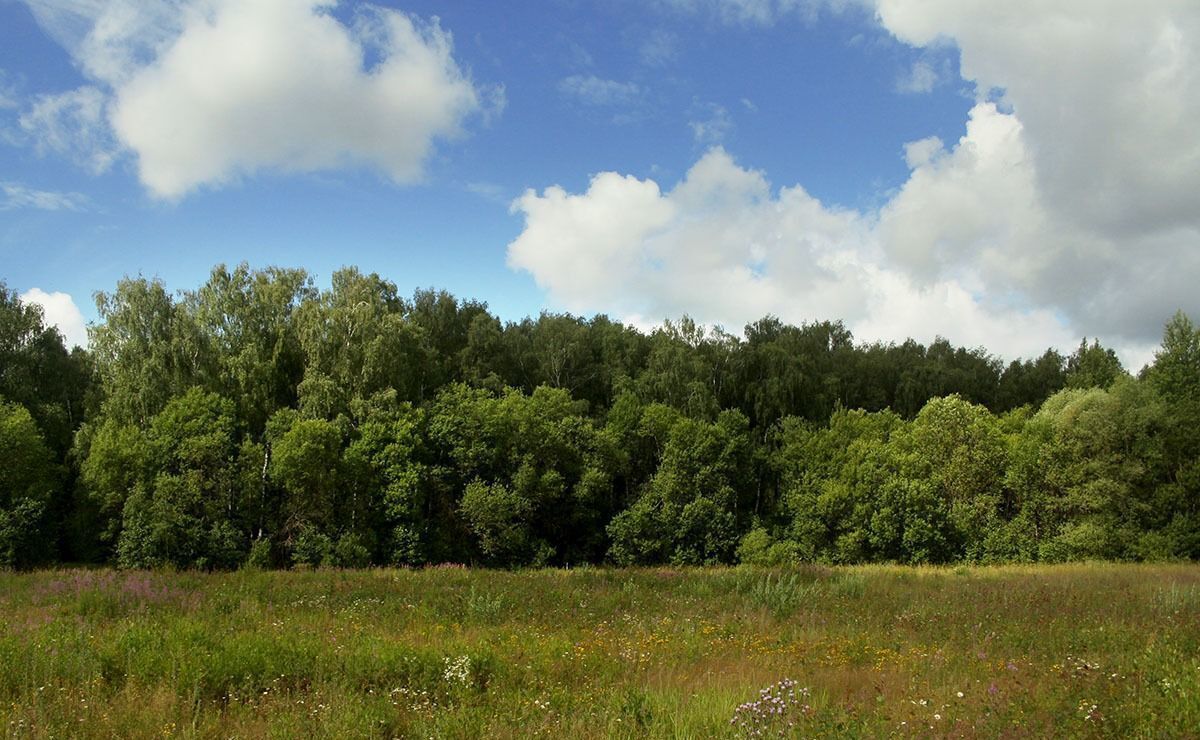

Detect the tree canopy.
[{"left": 2, "top": 264, "right": 1197, "bottom": 569}]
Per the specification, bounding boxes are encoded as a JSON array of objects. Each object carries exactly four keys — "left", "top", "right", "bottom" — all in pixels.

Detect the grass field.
[{"left": 1, "top": 564, "right": 1198, "bottom": 738}]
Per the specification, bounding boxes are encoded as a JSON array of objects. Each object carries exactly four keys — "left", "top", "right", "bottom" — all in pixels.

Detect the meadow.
[{"left": 1, "top": 564, "right": 1198, "bottom": 738}]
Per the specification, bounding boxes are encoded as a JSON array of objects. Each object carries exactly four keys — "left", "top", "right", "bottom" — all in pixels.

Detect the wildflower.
[
  {"left": 956, "top": 691, "right": 964, "bottom": 698},
  {"left": 443, "top": 655, "right": 472, "bottom": 688},
  {"left": 729, "top": 679, "right": 810, "bottom": 737}
]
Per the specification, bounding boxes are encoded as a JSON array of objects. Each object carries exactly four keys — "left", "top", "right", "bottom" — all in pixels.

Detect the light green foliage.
[
  {"left": 901, "top": 395, "right": 1007, "bottom": 560},
  {"left": 268, "top": 410, "right": 344, "bottom": 547},
  {"left": 296, "top": 268, "right": 432, "bottom": 413},
  {"left": 186, "top": 264, "right": 313, "bottom": 435},
  {"left": 736, "top": 527, "right": 798, "bottom": 565},
  {"left": 0, "top": 400, "right": 58, "bottom": 566},
  {"left": 1030, "top": 381, "right": 1167, "bottom": 560},
  {"left": 776, "top": 408, "right": 902, "bottom": 562},
  {"left": 76, "top": 419, "right": 147, "bottom": 553},
  {"left": 91, "top": 277, "right": 194, "bottom": 426},
  {"left": 116, "top": 388, "right": 248, "bottom": 569}
]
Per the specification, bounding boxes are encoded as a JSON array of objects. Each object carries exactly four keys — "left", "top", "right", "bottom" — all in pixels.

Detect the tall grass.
[{"left": 1, "top": 563, "right": 1198, "bottom": 737}]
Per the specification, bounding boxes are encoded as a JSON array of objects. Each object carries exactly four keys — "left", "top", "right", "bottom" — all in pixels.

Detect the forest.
[{"left": 2, "top": 263, "right": 1198, "bottom": 570}]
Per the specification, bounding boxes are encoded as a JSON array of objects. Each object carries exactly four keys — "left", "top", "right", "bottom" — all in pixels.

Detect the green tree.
[
  {"left": 0, "top": 400, "right": 59, "bottom": 567},
  {"left": 295, "top": 268, "right": 431, "bottom": 415},
  {"left": 75, "top": 418, "right": 148, "bottom": 557},
  {"left": 0, "top": 284, "right": 92, "bottom": 454},
  {"left": 607, "top": 410, "right": 753, "bottom": 565},
  {"left": 116, "top": 388, "right": 248, "bottom": 568},
  {"left": 1028, "top": 381, "right": 1165, "bottom": 560},
  {"left": 91, "top": 277, "right": 197, "bottom": 427},
  {"left": 775, "top": 408, "right": 902, "bottom": 562},
  {"left": 1065, "top": 338, "right": 1126, "bottom": 389},
  {"left": 267, "top": 411, "right": 344, "bottom": 560},
  {"left": 186, "top": 263, "right": 313, "bottom": 436},
  {"left": 430, "top": 384, "right": 614, "bottom": 565},
  {"left": 1144, "top": 312, "right": 1200, "bottom": 556},
  {"left": 342, "top": 391, "right": 429, "bottom": 564}
]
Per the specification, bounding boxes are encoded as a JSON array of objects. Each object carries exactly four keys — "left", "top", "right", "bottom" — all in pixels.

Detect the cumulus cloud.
[
  {"left": 876, "top": 0, "right": 1200, "bottom": 236},
  {"left": 19, "top": 0, "right": 488, "bottom": 198},
  {"left": 873, "top": 0, "right": 1200, "bottom": 345},
  {"left": 1, "top": 181, "right": 90, "bottom": 211},
  {"left": 508, "top": 148, "right": 1077, "bottom": 361},
  {"left": 510, "top": 1, "right": 1200, "bottom": 365},
  {"left": 20, "top": 288, "right": 88, "bottom": 349}
]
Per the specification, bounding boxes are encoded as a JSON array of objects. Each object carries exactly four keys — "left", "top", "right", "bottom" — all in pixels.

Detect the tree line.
[{"left": 2, "top": 263, "right": 1196, "bottom": 569}]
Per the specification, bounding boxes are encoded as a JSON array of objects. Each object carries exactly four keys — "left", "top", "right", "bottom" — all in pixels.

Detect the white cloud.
[
  {"left": 508, "top": 103, "right": 1188, "bottom": 366},
  {"left": 640, "top": 30, "right": 680, "bottom": 67},
  {"left": 465, "top": 181, "right": 508, "bottom": 204},
  {"left": 871, "top": 0, "right": 1200, "bottom": 346},
  {"left": 895, "top": 59, "right": 937, "bottom": 93},
  {"left": 876, "top": 0, "right": 1200, "bottom": 236},
  {"left": 20, "top": 288, "right": 88, "bottom": 349},
  {"left": 19, "top": 0, "right": 487, "bottom": 198},
  {"left": 533, "top": 0, "right": 1199, "bottom": 360},
  {"left": 0, "top": 70, "right": 19, "bottom": 109},
  {"left": 657, "top": 0, "right": 872, "bottom": 26},
  {"left": 689, "top": 102, "right": 733, "bottom": 144},
  {"left": 558, "top": 75, "right": 642, "bottom": 107},
  {"left": 508, "top": 148, "right": 1078, "bottom": 360},
  {"left": 1, "top": 181, "right": 90, "bottom": 211},
  {"left": 894, "top": 45, "right": 954, "bottom": 94},
  {"left": 19, "top": 86, "right": 118, "bottom": 173}
]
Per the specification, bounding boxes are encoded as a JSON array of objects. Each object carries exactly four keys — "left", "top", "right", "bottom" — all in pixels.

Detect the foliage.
[
  {"left": 1, "top": 264, "right": 1198, "bottom": 568},
  {"left": 0, "top": 400, "right": 58, "bottom": 567}
]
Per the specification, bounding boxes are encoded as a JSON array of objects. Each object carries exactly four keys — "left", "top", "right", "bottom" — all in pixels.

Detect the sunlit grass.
[{"left": 1, "top": 563, "right": 1198, "bottom": 737}]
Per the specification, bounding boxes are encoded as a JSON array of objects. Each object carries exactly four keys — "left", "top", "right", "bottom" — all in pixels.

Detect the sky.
[{"left": 2, "top": 0, "right": 1199, "bottom": 371}]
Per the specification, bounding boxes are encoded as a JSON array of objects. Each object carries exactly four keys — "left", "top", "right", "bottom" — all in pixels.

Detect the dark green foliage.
[
  {"left": 2, "top": 265, "right": 1199, "bottom": 568},
  {"left": 432, "top": 383, "right": 614, "bottom": 565},
  {"left": 1066, "top": 338, "right": 1127, "bottom": 389},
  {"left": 608, "top": 410, "right": 752, "bottom": 565}
]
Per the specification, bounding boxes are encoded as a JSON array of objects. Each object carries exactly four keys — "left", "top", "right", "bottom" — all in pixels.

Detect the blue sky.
[{"left": 2, "top": 1, "right": 1199, "bottom": 369}]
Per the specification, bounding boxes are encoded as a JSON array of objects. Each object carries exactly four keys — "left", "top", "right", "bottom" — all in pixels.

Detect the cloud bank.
[
  {"left": 20, "top": 0, "right": 488, "bottom": 198},
  {"left": 508, "top": 0, "right": 1200, "bottom": 367}
]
